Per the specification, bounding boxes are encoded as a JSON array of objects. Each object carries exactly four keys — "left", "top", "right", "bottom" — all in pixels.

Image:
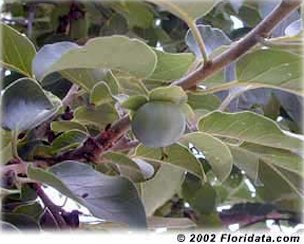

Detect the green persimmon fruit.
[{"left": 131, "top": 101, "right": 186, "bottom": 148}]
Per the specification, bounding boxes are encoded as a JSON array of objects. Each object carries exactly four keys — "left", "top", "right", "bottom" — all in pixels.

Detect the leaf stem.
[
  {"left": 11, "top": 131, "right": 20, "bottom": 159},
  {"left": 188, "top": 20, "right": 209, "bottom": 63},
  {"left": 137, "top": 80, "right": 150, "bottom": 96}
]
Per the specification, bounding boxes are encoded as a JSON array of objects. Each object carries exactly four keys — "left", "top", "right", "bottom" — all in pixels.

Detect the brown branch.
[
  {"left": 111, "top": 138, "right": 140, "bottom": 152},
  {"left": 95, "top": 115, "right": 131, "bottom": 147},
  {"left": 62, "top": 84, "right": 79, "bottom": 107},
  {"left": 173, "top": 0, "right": 302, "bottom": 89},
  {"left": 50, "top": 115, "right": 131, "bottom": 163}
]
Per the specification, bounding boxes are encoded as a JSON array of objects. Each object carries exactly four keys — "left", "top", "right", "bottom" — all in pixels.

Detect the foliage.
[{"left": 0, "top": 0, "right": 303, "bottom": 231}]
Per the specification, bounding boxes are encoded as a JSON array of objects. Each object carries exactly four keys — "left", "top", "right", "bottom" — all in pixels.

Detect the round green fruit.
[{"left": 131, "top": 101, "right": 186, "bottom": 148}]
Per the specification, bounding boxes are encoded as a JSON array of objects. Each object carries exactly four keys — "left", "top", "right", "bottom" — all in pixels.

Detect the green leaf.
[
  {"left": 1, "top": 78, "right": 61, "bottom": 132},
  {"left": 265, "top": 35, "right": 302, "bottom": 56},
  {"left": 113, "top": 70, "right": 149, "bottom": 96},
  {"left": 103, "top": 152, "right": 147, "bottom": 182},
  {"left": 27, "top": 161, "right": 147, "bottom": 227},
  {"left": 182, "top": 175, "right": 217, "bottom": 215},
  {"left": 121, "top": 95, "right": 149, "bottom": 111},
  {"left": 2, "top": 213, "right": 40, "bottom": 230},
  {"left": 181, "top": 103, "right": 196, "bottom": 122},
  {"left": 51, "top": 68, "right": 119, "bottom": 94},
  {"left": 187, "top": 92, "right": 221, "bottom": 111},
  {"left": 185, "top": 24, "right": 231, "bottom": 58},
  {"left": 148, "top": 50, "right": 195, "bottom": 82},
  {"left": 50, "top": 130, "right": 88, "bottom": 154},
  {"left": 149, "top": 86, "right": 187, "bottom": 105},
  {"left": 147, "top": 0, "right": 217, "bottom": 22},
  {"left": 229, "top": 142, "right": 304, "bottom": 202},
  {"left": 43, "top": 36, "right": 157, "bottom": 80},
  {"left": 14, "top": 202, "right": 43, "bottom": 221},
  {"left": 0, "top": 130, "right": 13, "bottom": 164},
  {"left": 135, "top": 143, "right": 205, "bottom": 179},
  {"left": 70, "top": 16, "right": 88, "bottom": 40},
  {"left": 59, "top": 68, "right": 102, "bottom": 91},
  {"left": 90, "top": 81, "right": 113, "bottom": 106},
  {"left": 228, "top": 145, "right": 260, "bottom": 183},
  {"left": 74, "top": 104, "right": 118, "bottom": 130},
  {"left": 198, "top": 111, "right": 302, "bottom": 152},
  {"left": 257, "top": 160, "right": 303, "bottom": 210},
  {"left": 237, "top": 49, "right": 303, "bottom": 95},
  {"left": 50, "top": 121, "right": 88, "bottom": 133},
  {"left": 230, "top": 143, "right": 303, "bottom": 181},
  {"left": 0, "top": 22, "right": 36, "bottom": 77},
  {"left": 180, "top": 132, "right": 233, "bottom": 182},
  {"left": 225, "top": 180, "right": 257, "bottom": 203},
  {"left": 110, "top": 1, "right": 154, "bottom": 29},
  {"left": 140, "top": 164, "right": 185, "bottom": 216}
]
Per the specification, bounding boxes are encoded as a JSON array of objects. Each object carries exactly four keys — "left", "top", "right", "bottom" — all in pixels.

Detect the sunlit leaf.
[
  {"left": 1, "top": 22, "right": 36, "bottom": 77},
  {"left": 90, "top": 81, "right": 113, "bottom": 106},
  {"left": 149, "top": 86, "right": 187, "bottom": 105},
  {"left": 42, "top": 36, "right": 157, "bottom": 80}
]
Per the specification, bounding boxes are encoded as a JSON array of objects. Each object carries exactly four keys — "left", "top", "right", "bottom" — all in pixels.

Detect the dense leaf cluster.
[{"left": 0, "top": 0, "right": 303, "bottom": 231}]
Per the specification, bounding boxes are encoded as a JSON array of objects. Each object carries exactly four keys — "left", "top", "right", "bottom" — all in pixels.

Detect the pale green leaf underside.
[
  {"left": 121, "top": 95, "right": 149, "bottom": 111},
  {"left": 180, "top": 132, "right": 233, "bottom": 182},
  {"left": 27, "top": 161, "right": 147, "bottom": 227},
  {"left": 103, "top": 151, "right": 145, "bottom": 182},
  {"left": 199, "top": 111, "right": 302, "bottom": 152},
  {"left": 43, "top": 36, "right": 157, "bottom": 80},
  {"left": 229, "top": 143, "right": 304, "bottom": 191},
  {"left": 237, "top": 49, "right": 303, "bottom": 94},
  {"left": 50, "top": 121, "right": 88, "bottom": 133},
  {"left": 149, "top": 86, "right": 188, "bottom": 105},
  {"left": 90, "top": 81, "right": 113, "bottom": 106},
  {"left": 135, "top": 143, "right": 205, "bottom": 179},
  {"left": 74, "top": 104, "right": 118, "bottom": 130},
  {"left": 148, "top": 50, "right": 195, "bottom": 81},
  {"left": 147, "top": 0, "right": 217, "bottom": 22},
  {"left": 257, "top": 161, "right": 303, "bottom": 206},
  {"left": 140, "top": 164, "right": 185, "bottom": 216}
]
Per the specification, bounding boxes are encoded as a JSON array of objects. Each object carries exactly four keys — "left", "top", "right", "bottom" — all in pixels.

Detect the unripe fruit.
[{"left": 131, "top": 101, "right": 186, "bottom": 148}]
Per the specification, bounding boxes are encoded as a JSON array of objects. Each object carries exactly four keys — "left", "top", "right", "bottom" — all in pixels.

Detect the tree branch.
[
  {"left": 173, "top": 0, "right": 302, "bottom": 89},
  {"left": 62, "top": 84, "right": 79, "bottom": 107},
  {"left": 50, "top": 115, "right": 131, "bottom": 163}
]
